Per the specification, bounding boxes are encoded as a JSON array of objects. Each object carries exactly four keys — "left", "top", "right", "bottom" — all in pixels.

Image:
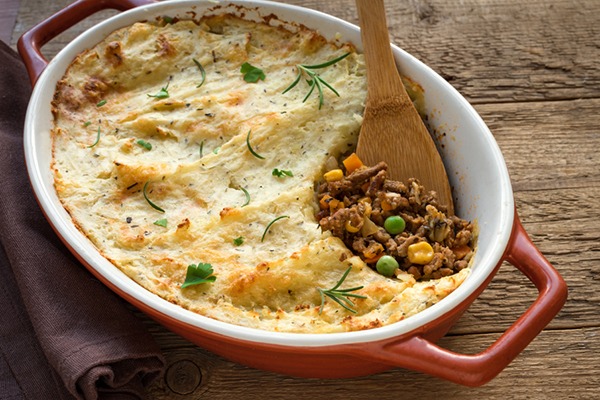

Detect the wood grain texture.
[
  {"left": 10, "top": 0, "right": 600, "bottom": 398},
  {"left": 144, "top": 325, "right": 600, "bottom": 400},
  {"left": 0, "top": 0, "right": 19, "bottom": 44}
]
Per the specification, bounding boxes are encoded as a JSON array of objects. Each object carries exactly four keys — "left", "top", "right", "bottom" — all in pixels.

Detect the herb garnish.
[
  {"left": 261, "top": 215, "right": 289, "bottom": 242},
  {"left": 240, "top": 187, "right": 251, "bottom": 207},
  {"left": 96, "top": 99, "right": 107, "bottom": 107},
  {"left": 272, "top": 168, "right": 293, "bottom": 178},
  {"left": 88, "top": 127, "right": 101, "bottom": 148},
  {"left": 246, "top": 130, "right": 265, "bottom": 159},
  {"left": 137, "top": 139, "right": 152, "bottom": 150},
  {"left": 213, "top": 147, "right": 220, "bottom": 154},
  {"left": 83, "top": 121, "right": 91, "bottom": 127},
  {"left": 181, "top": 262, "right": 216, "bottom": 288},
  {"left": 233, "top": 236, "right": 244, "bottom": 246},
  {"left": 240, "top": 62, "right": 265, "bottom": 83},
  {"left": 317, "top": 266, "right": 366, "bottom": 314},
  {"left": 154, "top": 218, "right": 168, "bottom": 227},
  {"left": 148, "top": 80, "right": 170, "bottom": 99},
  {"left": 282, "top": 52, "right": 350, "bottom": 109},
  {"left": 143, "top": 181, "right": 165, "bottom": 213},
  {"left": 199, "top": 140, "right": 204, "bottom": 157},
  {"left": 193, "top": 58, "right": 206, "bottom": 88}
]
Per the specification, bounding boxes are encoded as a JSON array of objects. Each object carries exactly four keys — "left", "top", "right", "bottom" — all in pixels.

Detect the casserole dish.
[{"left": 18, "top": 0, "right": 567, "bottom": 386}]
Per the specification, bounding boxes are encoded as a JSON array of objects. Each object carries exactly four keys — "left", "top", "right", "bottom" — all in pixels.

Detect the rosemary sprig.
[
  {"left": 317, "top": 266, "right": 366, "bottom": 314},
  {"left": 193, "top": 58, "right": 206, "bottom": 88},
  {"left": 261, "top": 215, "right": 289, "bottom": 242},
  {"left": 87, "top": 127, "right": 101, "bottom": 148},
  {"left": 137, "top": 139, "right": 152, "bottom": 150},
  {"left": 143, "top": 181, "right": 165, "bottom": 213},
  {"left": 240, "top": 187, "right": 251, "bottom": 207},
  {"left": 246, "top": 130, "right": 265, "bottom": 159},
  {"left": 282, "top": 52, "right": 350, "bottom": 109}
]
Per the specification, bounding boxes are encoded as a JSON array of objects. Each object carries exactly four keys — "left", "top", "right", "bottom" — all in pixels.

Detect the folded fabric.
[{"left": 0, "top": 40, "right": 165, "bottom": 400}]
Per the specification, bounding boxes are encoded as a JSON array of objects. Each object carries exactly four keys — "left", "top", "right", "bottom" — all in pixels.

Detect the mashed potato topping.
[{"left": 51, "top": 14, "right": 469, "bottom": 333}]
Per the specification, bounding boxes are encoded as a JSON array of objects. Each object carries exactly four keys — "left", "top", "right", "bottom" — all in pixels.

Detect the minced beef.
[{"left": 317, "top": 159, "right": 474, "bottom": 281}]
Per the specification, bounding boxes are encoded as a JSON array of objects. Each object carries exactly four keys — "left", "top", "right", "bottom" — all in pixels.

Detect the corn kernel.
[
  {"left": 407, "top": 241, "right": 434, "bottom": 265},
  {"left": 345, "top": 220, "right": 361, "bottom": 233},
  {"left": 323, "top": 169, "right": 344, "bottom": 182}
]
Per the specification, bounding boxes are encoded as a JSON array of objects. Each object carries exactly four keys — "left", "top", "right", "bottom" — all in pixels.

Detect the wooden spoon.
[{"left": 355, "top": 0, "right": 454, "bottom": 214}]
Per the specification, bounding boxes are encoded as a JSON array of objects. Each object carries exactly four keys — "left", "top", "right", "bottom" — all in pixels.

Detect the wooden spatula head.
[{"left": 355, "top": 0, "right": 454, "bottom": 214}]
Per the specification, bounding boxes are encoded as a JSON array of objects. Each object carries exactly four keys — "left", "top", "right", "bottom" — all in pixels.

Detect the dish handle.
[
  {"left": 17, "top": 0, "right": 156, "bottom": 86},
  {"left": 350, "top": 211, "right": 567, "bottom": 386}
]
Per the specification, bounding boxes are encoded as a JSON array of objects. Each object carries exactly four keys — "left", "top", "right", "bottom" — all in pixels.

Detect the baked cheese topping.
[{"left": 51, "top": 14, "right": 469, "bottom": 333}]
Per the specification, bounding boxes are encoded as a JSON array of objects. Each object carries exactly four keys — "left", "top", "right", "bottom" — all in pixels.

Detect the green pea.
[
  {"left": 384, "top": 215, "right": 406, "bottom": 235},
  {"left": 376, "top": 255, "right": 399, "bottom": 277}
]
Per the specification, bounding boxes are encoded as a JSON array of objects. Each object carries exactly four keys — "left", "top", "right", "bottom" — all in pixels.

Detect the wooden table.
[{"left": 5, "top": 0, "right": 600, "bottom": 398}]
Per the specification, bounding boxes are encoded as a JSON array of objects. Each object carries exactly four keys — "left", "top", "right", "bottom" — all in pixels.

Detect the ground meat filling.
[{"left": 317, "top": 160, "right": 474, "bottom": 281}]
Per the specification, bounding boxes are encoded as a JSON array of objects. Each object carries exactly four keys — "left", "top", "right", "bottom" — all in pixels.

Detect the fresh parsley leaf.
[
  {"left": 272, "top": 168, "right": 293, "bottom": 178},
  {"left": 137, "top": 139, "right": 152, "bottom": 150},
  {"left": 83, "top": 121, "right": 92, "bottom": 127},
  {"left": 181, "top": 262, "right": 217, "bottom": 288},
  {"left": 153, "top": 218, "right": 167, "bottom": 227},
  {"left": 240, "top": 62, "right": 265, "bottom": 83},
  {"left": 96, "top": 99, "right": 107, "bottom": 107},
  {"left": 148, "top": 81, "right": 170, "bottom": 99},
  {"left": 233, "top": 236, "right": 244, "bottom": 246}
]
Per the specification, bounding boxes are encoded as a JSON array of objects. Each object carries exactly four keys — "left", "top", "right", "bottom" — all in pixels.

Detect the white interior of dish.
[{"left": 24, "top": 0, "right": 514, "bottom": 346}]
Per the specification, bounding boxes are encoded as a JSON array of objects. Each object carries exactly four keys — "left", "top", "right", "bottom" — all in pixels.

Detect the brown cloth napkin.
[{"left": 0, "top": 40, "right": 165, "bottom": 400}]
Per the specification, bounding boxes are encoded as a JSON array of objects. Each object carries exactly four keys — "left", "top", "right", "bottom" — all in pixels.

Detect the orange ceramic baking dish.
[{"left": 18, "top": 0, "right": 567, "bottom": 386}]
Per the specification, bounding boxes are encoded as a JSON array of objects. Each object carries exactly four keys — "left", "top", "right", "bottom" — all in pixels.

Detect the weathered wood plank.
[
  {"left": 145, "top": 326, "right": 600, "bottom": 399},
  {"left": 437, "top": 94, "right": 600, "bottom": 333},
  {"left": 0, "top": 0, "right": 19, "bottom": 44},
  {"left": 476, "top": 98, "right": 600, "bottom": 192},
  {"left": 12, "top": 0, "right": 599, "bottom": 398}
]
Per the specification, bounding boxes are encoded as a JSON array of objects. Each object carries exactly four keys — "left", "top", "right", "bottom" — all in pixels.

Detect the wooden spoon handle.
[{"left": 356, "top": 0, "right": 404, "bottom": 100}]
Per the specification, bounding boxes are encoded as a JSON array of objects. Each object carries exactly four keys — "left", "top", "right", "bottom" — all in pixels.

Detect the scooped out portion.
[{"left": 316, "top": 153, "right": 475, "bottom": 281}]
